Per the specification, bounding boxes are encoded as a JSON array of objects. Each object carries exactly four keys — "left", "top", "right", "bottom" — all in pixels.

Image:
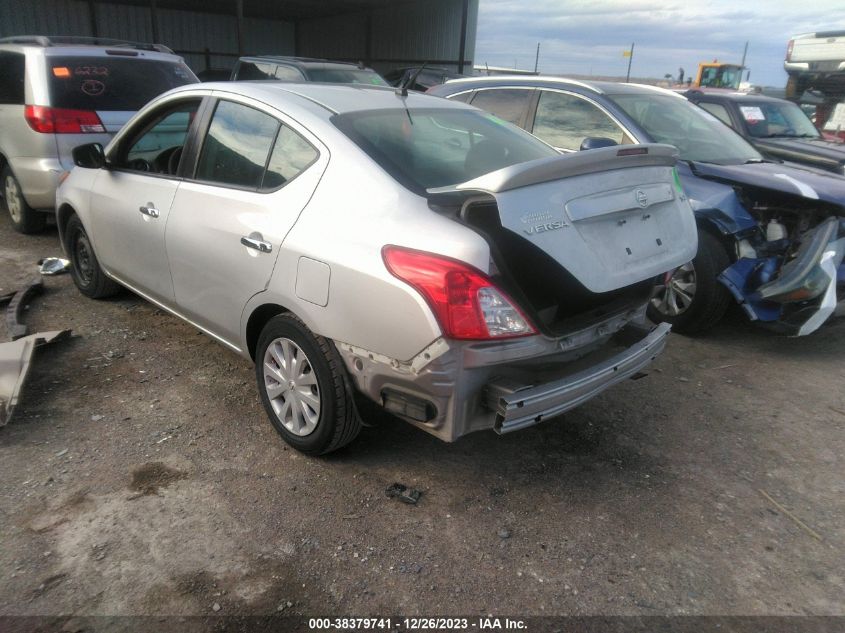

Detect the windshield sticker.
[
  {"left": 824, "top": 103, "right": 845, "bottom": 131},
  {"left": 740, "top": 106, "right": 766, "bottom": 123},
  {"left": 74, "top": 66, "right": 109, "bottom": 77},
  {"left": 81, "top": 79, "right": 105, "bottom": 96}
]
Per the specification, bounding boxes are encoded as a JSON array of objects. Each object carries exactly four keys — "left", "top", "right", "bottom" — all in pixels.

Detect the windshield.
[
  {"left": 47, "top": 56, "right": 197, "bottom": 111},
  {"left": 332, "top": 108, "right": 558, "bottom": 192},
  {"left": 306, "top": 68, "right": 388, "bottom": 86},
  {"left": 608, "top": 93, "right": 762, "bottom": 164},
  {"left": 737, "top": 100, "right": 820, "bottom": 139}
]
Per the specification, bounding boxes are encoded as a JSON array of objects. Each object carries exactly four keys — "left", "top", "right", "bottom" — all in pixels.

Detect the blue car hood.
[{"left": 688, "top": 161, "right": 845, "bottom": 209}]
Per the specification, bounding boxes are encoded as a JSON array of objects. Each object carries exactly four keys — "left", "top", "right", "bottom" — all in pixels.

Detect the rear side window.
[
  {"left": 274, "top": 65, "right": 304, "bottom": 81},
  {"left": 195, "top": 100, "right": 279, "bottom": 189},
  {"left": 470, "top": 89, "right": 532, "bottom": 126},
  {"left": 0, "top": 51, "right": 25, "bottom": 105},
  {"left": 235, "top": 61, "right": 277, "bottom": 80},
  {"left": 447, "top": 91, "right": 473, "bottom": 103},
  {"left": 306, "top": 68, "right": 388, "bottom": 86},
  {"left": 697, "top": 102, "right": 733, "bottom": 127},
  {"left": 47, "top": 56, "right": 196, "bottom": 111},
  {"left": 262, "top": 126, "right": 318, "bottom": 189}
]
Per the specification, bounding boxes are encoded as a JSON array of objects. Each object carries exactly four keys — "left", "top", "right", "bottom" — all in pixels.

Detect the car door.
[
  {"left": 165, "top": 95, "right": 326, "bottom": 347},
  {"left": 87, "top": 95, "right": 203, "bottom": 303},
  {"left": 529, "top": 89, "right": 635, "bottom": 152}
]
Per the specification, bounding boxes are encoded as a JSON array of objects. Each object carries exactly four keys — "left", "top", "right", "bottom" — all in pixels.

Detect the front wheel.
[
  {"left": 3, "top": 166, "right": 46, "bottom": 234},
  {"left": 648, "top": 231, "right": 732, "bottom": 334},
  {"left": 255, "top": 314, "right": 361, "bottom": 455},
  {"left": 64, "top": 214, "right": 121, "bottom": 299}
]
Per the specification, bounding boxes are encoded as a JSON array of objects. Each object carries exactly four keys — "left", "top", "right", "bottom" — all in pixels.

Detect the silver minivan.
[{"left": 0, "top": 36, "right": 197, "bottom": 233}]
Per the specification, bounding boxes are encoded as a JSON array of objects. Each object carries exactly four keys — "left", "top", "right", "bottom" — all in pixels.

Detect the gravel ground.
[{"left": 1, "top": 209, "right": 844, "bottom": 619}]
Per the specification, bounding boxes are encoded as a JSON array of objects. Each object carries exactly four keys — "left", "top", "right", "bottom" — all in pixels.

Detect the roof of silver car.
[
  {"left": 190, "top": 81, "right": 472, "bottom": 115},
  {"left": 439, "top": 75, "right": 685, "bottom": 98}
]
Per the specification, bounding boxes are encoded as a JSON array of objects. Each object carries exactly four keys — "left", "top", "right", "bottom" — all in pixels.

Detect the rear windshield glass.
[
  {"left": 306, "top": 68, "right": 388, "bottom": 86},
  {"left": 332, "top": 108, "right": 558, "bottom": 192},
  {"left": 48, "top": 56, "right": 197, "bottom": 111}
]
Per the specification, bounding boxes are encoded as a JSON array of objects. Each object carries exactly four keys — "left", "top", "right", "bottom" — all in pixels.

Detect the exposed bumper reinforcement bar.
[{"left": 485, "top": 322, "right": 671, "bottom": 434}]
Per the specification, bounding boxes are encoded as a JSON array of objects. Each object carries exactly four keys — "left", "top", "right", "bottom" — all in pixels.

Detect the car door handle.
[
  {"left": 139, "top": 203, "right": 160, "bottom": 218},
  {"left": 240, "top": 236, "right": 273, "bottom": 253}
]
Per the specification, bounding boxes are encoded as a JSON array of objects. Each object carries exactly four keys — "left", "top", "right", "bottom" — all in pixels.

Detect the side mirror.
[
  {"left": 72, "top": 143, "right": 106, "bottom": 169},
  {"left": 580, "top": 137, "right": 619, "bottom": 151}
]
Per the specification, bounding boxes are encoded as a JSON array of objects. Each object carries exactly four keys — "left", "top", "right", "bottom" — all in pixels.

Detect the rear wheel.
[
  {"left": 65, "top": 214, "right": 120, "bottom": 299},
  {"left": 2, "top": 166, "right": 46, "bottom": 234},
  {"left": 648, "top": 231, "right": 732, "bottom": 334},
  {"left": 255, "top": 314, "right": 361, "bottom": 455}
]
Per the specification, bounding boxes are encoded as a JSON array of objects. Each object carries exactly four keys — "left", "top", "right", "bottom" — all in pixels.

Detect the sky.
[{"left": 474, "top": 0, "right": 845, "bottom": 87}]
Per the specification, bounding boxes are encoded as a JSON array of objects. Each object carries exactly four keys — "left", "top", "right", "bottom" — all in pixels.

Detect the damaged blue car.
[{"left": 429, "top": 78, "right": 845, "bottom": 335}]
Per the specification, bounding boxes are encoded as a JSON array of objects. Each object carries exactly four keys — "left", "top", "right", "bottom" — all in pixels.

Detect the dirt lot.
[{"left": 1, "top": 209, "right": 844, "bottom": 620}]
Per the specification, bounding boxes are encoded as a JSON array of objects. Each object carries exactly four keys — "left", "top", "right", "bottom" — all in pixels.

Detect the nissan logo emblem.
[{"left": 635, "top": 189, "right": 648, "bottom": 208}]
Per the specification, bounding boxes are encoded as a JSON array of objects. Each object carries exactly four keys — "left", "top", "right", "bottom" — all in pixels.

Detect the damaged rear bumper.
[
  {"left": 720, "top": 217, "right": 845, "bottom": 336},
  {"left": 336, "top": 306, "right": 669, "bottom": 442},
  {"left": 485, "top": 322, "right": 670, "bottom": 433}
]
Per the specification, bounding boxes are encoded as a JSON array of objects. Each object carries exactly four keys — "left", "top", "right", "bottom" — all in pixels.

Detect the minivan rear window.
[{"left": 48, "top": 56, "right": 197, "bottom": 111}]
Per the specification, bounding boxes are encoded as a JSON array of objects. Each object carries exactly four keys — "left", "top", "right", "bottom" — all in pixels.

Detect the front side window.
[
  {"left": 195, "top": 100, "right": 279, "bottom": 189},
  {"left": 332, "top": 107, "right": 558, "bottom": 192},
  {"left": 119, "top": 99, "right": 200, "bottom": 174},
  {"left": 609, "top": 93, "right": 761, "bottom": 164},
  {"left": 0, "top": 51, "right": 25, "bottom": 105},
  {"left": 469, "top": 89, "right": 532, "bottom": 126},
  {"left": 533, "top": 90, "right": 628, "bottom": 150},
  {"left": 47, "top": 56, "right": 196, "bottom": 111}
]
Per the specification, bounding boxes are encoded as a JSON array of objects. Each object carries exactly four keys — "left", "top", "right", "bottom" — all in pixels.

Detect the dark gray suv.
[{"left": 0, "top": 36, "right": 197, "bottom": 233}]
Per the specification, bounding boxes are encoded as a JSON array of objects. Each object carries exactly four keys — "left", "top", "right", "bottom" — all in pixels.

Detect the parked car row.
[
  {"left": 429, "top": 77, "right": 845, "bottom": 337},
  {"left": 1, "top": 36, "right": 844, "bottom": 455}
]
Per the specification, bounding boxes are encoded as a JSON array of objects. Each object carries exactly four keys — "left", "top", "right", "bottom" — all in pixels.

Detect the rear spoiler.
[{"left": 427, "top": 144, "right": 679, "bottom": 204}]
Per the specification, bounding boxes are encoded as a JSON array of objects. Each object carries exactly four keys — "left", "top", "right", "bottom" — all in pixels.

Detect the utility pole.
[
  {"left": 740, "top": 40, "right": 749, "bottom": 81},
  {"left": 534, "top": 42, "right": 540, "bottom": 73},
  {"left": 625, "top": 42, "right": 635, "bottom": 82}
]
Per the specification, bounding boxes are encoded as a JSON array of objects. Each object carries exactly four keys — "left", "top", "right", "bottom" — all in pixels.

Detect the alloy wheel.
[
  {"left": 4, "top": 175, "right": 22, "bottom": 224},
  {"left": 263, "top": 337, "right": 321, "bottom": 436},
  {"left": 651, "top": 262, "right": 697, "bottom": 317}
]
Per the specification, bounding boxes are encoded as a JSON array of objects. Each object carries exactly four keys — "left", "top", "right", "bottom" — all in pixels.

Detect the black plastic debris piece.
[
  {"left": 6, "top": 278, "right": 44, "bottom": 340},
  {"left": 385, "top": 482, "right": 422, "bottom": 505}
]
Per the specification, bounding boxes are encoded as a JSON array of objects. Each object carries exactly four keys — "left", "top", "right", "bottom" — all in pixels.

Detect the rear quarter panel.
[{"left": 252, "top": 146, "right": 492, "bottom": 362}]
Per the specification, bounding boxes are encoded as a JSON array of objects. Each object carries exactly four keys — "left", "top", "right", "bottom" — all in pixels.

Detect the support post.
[
  {"left": 235, "top": 0, "right": 245, "bottom": 56},
  {"left": 150, "top": 0, "right": 159, "bottom": 43},
  {"left": 534, "top": 42, "right": 540, "bottom": 73},
  {"left": 88, "top": 0, "right": 99, "bottom": 38},
  {"left": 457, "top": 0, "right": 469, "bottom": 73},
  {"left": 625, "top": 42, "right": 635, "bottom": 82}
]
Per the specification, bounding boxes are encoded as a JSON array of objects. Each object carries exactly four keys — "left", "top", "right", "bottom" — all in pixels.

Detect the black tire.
[
  {"left": 64, "top": 214, "right": 121, "bottom": 299},
  {"left": 2, "top": 166, "right": 46, "bottom": 234},
  {"left": 255, "top": 314, "right": 361, "bottom": 455},
  {"left": 647, "top": 231, "right": 733, "bottom": 334}
]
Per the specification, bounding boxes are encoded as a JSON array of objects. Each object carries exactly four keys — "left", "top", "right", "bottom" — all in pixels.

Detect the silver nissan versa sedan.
[{"left": 56, "top": 82, "right": 698, "bottom": 454}]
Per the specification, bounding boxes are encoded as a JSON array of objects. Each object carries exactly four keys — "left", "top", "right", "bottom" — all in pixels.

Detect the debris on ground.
[
  {"left": 0, "top": 330, "right": 71, "bottom": 427},
  {"left": 5, "top": 278, "right": 44, "bottom": 340},
  {"left": 385, "top": 482, "right": 422, "bottom": 505},
  {"left": 38, "top": 258, "right": 71, "bottom": 276},
  {"left": 497, "top": 528, "right": 511, "bottom": 539}
]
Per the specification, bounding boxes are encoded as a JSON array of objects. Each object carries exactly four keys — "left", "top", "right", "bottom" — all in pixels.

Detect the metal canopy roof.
[{"left": 100, "top": 0, "right": 401, "bottom": 21}]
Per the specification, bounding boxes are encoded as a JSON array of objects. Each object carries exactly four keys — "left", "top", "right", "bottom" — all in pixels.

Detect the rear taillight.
[
  {"left": 24, "top": 105, "right": 105, "bottom": 134},
  {"left": 382, "top": 245, "right": 537, "bottom": 340},
  {"left": 786, "top": 39, "right": 794, "bottom": 61}
]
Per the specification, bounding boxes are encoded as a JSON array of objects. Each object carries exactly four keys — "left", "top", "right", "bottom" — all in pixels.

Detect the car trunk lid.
[{"left": 428, "top": 144, "right": 698, "bottom": 294}]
